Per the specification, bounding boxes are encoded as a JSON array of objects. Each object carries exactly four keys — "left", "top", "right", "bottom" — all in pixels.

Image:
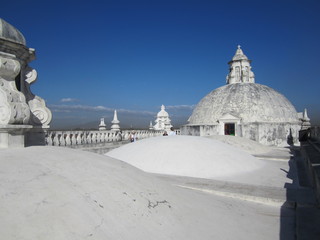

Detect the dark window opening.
[
  {"left": 224, "top": 123, "right": 235, "bottom": 136},
  {"left": 15, "top": 72, "right": 21, "bottom": 91}
]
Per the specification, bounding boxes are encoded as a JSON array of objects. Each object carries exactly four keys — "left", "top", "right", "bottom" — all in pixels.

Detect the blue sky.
[{"left": 2, "top": 0, "right": 320, "bottom": 129}]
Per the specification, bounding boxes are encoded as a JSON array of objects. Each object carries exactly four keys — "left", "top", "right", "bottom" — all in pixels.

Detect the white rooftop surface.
[
  {"left": 107, "top": 135, "right": 292, "bottom": 188},
  {"left": 204, "top": 135, "right": 293, "bottom": 187},
  {"left": 205, "top": 135, "right": 292, "bottom": 159},
  {"left": 0, "top": 145, "right": 294, "bottom": 239}
]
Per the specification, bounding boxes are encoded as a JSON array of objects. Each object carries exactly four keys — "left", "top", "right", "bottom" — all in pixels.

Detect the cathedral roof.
[
  {"left": 188, "top": 83, "right": 299, "bottom": 124},
  {"left": 0, "top": 18, "right": 26, "bottom": 45},
  {"left": 188, "top": 46, "right": 299, "bottom": 125}
]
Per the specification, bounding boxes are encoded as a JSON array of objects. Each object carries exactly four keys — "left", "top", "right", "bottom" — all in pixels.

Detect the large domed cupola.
[
  {"left": 226, "top": 45, "right": 255, "bottom": 84},
  {"left": 182, "top": 46, "right": 303, "bottom": 146}
]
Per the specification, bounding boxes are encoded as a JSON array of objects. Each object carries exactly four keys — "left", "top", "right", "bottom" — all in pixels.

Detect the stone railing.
[
  {"left": 45, "top": 129, "right": 180, "bottom": 147},
  {"left": 299, "top": 127, "right": 320, "bottom": 204},
  {"left": 299, "top": 126, "right": 320, "bottom": 142},
  {"left": 310, "top": 126, "right": 320, "bottom": 142}
]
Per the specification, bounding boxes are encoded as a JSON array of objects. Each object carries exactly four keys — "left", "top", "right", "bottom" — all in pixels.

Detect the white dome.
[
  {"left": 157, "top": 110, "right": 168, "bottom": 117},
  {"left": 157, "top": 105, "right": 169, "bottom": 117},
  {"left": 0, "top": 18, "right": 26, "bottom": 45},
  {"left": 107, "top": 135, "right": 264, "bottom": 180},
  {"left": 188, "top": 83, "right": 299, "bottom": 124}
]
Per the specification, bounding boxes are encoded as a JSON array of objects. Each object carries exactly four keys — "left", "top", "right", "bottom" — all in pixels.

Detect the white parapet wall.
[{"left": 45, "top": 129, "right": 180, "bottom": 147}]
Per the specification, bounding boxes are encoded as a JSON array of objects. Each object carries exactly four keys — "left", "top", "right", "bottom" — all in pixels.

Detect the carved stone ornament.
[
  {"left": 23, "top": 66, "right": 52, "bottom": 127},
  {"left": 0, "top": 54, "right": 30, "bottom": 124},
  {"left": 0, "top": 18, "right": 52, "bottom": 148}
]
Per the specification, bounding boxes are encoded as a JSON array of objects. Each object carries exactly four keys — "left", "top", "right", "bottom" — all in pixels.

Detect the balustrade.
[{"left": 45, "top": 129, "right": 180, "bottom": 147}]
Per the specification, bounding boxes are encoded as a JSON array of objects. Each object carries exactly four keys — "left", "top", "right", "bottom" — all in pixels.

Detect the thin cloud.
[
  {"left": 51, "top": 109, "right": 72, "bottom": 113},
  {"left": 48, "top": 104, "right": 156, "bottom": 116},
  {"left": 117, "top": 108, "right": 155, "bottom": 116},
  {"left": 60, "top": 98, "right": 79, "bottom": 103},
  {"left": 49, "top": 104, "right": 113, "bottom": 112},
  {"left": 165, "top": 104, "right": 195, "bottom": 110}
]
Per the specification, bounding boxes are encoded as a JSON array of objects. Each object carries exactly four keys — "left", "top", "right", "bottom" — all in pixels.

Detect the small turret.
[
  {"left": 149, "top": 121, "right": 154, "bottom": 130},
  {"left": 301, "top": 108, "right": 311, "bottom": 130},
  {"left": 111, "top": 110, "right": 120, "bottom": 132},
  {"left": 98, "top": 118, "right": 106, "bottom": 131},
  {"left": 226, "top": 45, "right": 255, "bottom": 84},
  {"left": 153, "top": 105, "right": 172, "bottom": 131}
]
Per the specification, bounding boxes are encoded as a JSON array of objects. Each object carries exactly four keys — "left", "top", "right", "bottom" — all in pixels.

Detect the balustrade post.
[
  {"left": 92, "top": 133, "right": 96, "bottom": 143},
  {"left": 96, "top": 132, "right": 101, "bottom": 143},
  {"left": 65, "top": 134, "right": 71, "bottom": 146},
  {"left": 46, "top": 132, "right": 53, "bottom": 146},
  {"left": 76, "top": 133, "right": 82, "bottom": 145},
  {"left": 53, "top": 133, "right": 59, "bottom": 146},
  {"left": 59, "top": 134, "right": 65, "bottom": 146},
  {"left": 124, "top": 132, "right": 129, "bottom": 140},
  {"left": 86, "top": 133, "right": 92, "bottom": 144},
  {"left": 71, "top": 133, "right": 76, "bottom": 145},
  {"left": 116, "top": 132, "right": 122, "bottom": 141}
]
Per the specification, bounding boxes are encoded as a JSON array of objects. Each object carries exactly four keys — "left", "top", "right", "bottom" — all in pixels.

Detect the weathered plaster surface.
[
  {"left": 184, "top": 46, "right": 302, "bottom": 146},
  {"left": 189, "top": 83, "right": 299, "bottom": 125}
]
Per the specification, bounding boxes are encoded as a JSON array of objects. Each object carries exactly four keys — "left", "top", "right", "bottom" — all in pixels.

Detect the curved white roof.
[
  {"left": 0, "top": 146, "right": 284, "bottom": 239},
  {"left": 157, "top": 104, "right": 169, "bottom": 117},
  {"left": 107, "top": 135, "right": 265, "bottom": 180},
  {"left": 188, "top": 83, "right": 299, "bottom": 124},
  {"left": 0, "top": 18, "right": 26, "bottom": 45}
]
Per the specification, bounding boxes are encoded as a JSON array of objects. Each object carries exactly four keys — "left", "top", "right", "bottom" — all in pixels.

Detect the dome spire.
[{"left": 226, "top": 45, "right": 255, "bottom": 84}]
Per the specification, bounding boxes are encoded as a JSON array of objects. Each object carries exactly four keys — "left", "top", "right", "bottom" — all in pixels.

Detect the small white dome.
[{"left": 157, "top": 104, "right": 169, "bottom": 117}]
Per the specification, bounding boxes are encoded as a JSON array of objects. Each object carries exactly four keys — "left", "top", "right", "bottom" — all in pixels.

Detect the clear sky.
[{"left": 2, "top": 0, "right": 320, "bottom": 129}]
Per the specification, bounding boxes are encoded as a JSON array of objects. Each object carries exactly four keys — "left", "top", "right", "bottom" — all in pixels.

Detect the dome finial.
[{"left": 235, "top": 45, "right": 245, "bottom": 56}]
